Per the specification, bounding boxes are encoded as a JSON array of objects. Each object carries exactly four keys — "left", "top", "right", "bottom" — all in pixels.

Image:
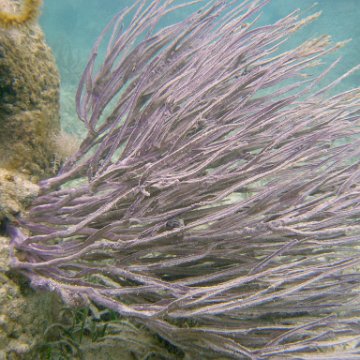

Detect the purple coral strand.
[{"left": 9, "top": 0, "right": 360, "bottom": 358}]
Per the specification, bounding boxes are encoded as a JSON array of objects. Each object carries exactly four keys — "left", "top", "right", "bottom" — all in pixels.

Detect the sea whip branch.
[{"left": 8, "top": 1, "right": 360, "bottom": 358}]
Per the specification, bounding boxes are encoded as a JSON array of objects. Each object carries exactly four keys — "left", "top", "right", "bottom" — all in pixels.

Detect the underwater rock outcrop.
[
  {"left": 0, "top": 0, "right": 60, "bottom": 179},
  {"left": 0, "top": 1, "right": 61, "bottom": 358}
]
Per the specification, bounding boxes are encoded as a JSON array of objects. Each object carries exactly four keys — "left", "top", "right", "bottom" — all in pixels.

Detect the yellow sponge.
[{"left": 0, "top": 0, "right": 42, "bottom": 28}]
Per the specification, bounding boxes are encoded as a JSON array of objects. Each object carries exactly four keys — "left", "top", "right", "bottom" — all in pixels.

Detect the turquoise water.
[{"left": 39, "top": 0, "right": 359, "bottom": 132}]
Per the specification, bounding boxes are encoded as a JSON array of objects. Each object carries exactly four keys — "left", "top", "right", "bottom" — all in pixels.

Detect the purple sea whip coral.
[{"left": 8, "top": 0, "right": 360, "bottom": 358}]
